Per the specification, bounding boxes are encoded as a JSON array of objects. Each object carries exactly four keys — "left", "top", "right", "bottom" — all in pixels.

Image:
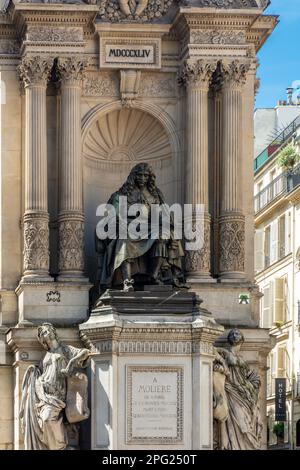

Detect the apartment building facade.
[{"left": 255, "top": 112, "right": 300, "bottom": 448}]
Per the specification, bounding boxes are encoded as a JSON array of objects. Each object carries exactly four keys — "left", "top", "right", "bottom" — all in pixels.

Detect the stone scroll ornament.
[
  {"left": 98, "top": 0, "right": 173, "bottom": 22},
  {"left": 20, "top": 323, "right": 90, "bottom": 450},
  {"left": 213, "top": 329, "right": 262, "bottom": 450}
]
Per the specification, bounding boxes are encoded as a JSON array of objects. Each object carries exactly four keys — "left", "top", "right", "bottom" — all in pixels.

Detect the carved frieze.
[
  {"left": 219, "top": 215, "right": 245, "bottom": 273},
  {"left": 83, "top": 71, "right": 119, "bottom": 96},
  {"left": 139, "top": 73, "right": 175, "bottom": 97},
  {"left": 98, "top": 0, "right": 173, "bottom": 22},
  {"left": 18, "top": 56, "right": 53, "bottom": 87},
  {"left": 58, "top": 219, "right": 85, "bottom": 272},
  {"left": 26, "top": 27, "right": 84, "bottom": 43},
  {"left": 194, "top": 0, "right": 258, "bottom": 7},
  {"left": 0, "top": 40, "right": 19, "bottom": 55},
  {"left": 178, "top": 59, "right": 218, "bottom": 88},
  {"left": 190, "top": 30, "right": 245, "bottom": 45},
  {"left": 23, "top": 215, "right": 49, "bottom": 273}
]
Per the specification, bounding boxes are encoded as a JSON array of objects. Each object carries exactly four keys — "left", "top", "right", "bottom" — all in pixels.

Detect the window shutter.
[
  {"left": 271, "top": 220, "right": 278, "bottom": 264},
  {"left": 286, "top": 211, "right": 291, "bottom": 254},
  {"left": 265, "top": 226, "right": 271, "bottom": 267},
  {"left": 263, "top": 285, "right": 273, "bottom": 328},
  {"left": 271, "top": 351, "right": 276, "bottom": 395},
  {"left": 277, "top": 346, "right": 286, "bottom": 378},
  {"left": 274, "top": 278, "right": 285, "bottom": 323},
  {"left": 255, "top": 229, "right": 264, "bottom": 273},
  {"left": 278, "top": 214, "right": 286, "bottom": 259}
]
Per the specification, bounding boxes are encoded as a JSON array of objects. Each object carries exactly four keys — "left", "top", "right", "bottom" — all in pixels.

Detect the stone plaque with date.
[{"left": 126, "top": 366, "right": 183, "bottom": 445}]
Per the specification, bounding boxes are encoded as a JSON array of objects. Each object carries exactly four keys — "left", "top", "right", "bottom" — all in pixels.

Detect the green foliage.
[
  {"left": 272, "top": 422, "right": 284, "bottom": 438},
  {"left": 277, "top": 143, "right": 300, "bottom": 170}
]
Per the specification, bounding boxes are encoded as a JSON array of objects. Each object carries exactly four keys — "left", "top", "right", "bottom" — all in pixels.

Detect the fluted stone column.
[
  {"left": 19, "top": 56, "right": 53, "bottom": 280},
  {"left": 180, "top": 59, "right": 217, "bottom": 280},
  {"left": 219, "top": 60, "right": 250, "bottom": 279},
  {"left": 57, "top": 57, "right": 87, "bottom": 279}
]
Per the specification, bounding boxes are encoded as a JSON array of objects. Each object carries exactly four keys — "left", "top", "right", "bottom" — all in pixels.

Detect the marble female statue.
[
  {"left": 20, "top": 323, "right": 90, "bottom": 450},
  {"left": 96, "top": 162, "right": 186, "bottom": 292},
  {"left": 213, "top": 329, "right": 262, "bottom": 450}
]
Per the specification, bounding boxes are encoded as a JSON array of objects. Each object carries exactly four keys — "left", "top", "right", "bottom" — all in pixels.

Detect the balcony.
[
  {"left": 254, "top": 113, "right": 300, "bottom": 173},
  {"left": 254, "top": 164, "right": 300, "bottom": 214}
]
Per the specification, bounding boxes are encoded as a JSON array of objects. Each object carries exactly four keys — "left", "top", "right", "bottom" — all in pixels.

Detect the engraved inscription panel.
[
  {"left": 126, "top": 366, "right": 183, "bottom": 445},
  {"left": 100, "top": 37, "right": 161, "bottom": 69}
]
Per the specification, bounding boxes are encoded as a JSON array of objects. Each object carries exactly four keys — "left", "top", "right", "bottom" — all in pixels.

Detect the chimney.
[{"left": 287, "top": 87, "right": 293, "bottom": 105}]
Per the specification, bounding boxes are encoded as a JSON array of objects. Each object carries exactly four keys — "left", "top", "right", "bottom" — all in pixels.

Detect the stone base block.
[
  {"left": 190, "top": 282, "right": 262, "bottom": 328},
  {"left": 80, "top": 287, "right": 223, "bottom": 450},
  {"left": 16, "top": 281, "right": 92, "bottom": 325}
]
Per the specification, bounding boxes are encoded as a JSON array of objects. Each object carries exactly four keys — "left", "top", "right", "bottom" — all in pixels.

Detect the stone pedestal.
[
  {"left": 16, "top": 281, "right": 91, "bottom": 326},
  {"left": 80, "top": 286, "right": 223, "bottom": 450}
]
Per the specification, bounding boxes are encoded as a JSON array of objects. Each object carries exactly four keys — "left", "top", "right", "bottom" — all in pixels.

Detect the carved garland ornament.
[
  {"left": 27, "top": 27, "right": 83, "bottom": 43},
  {"left": 59, "top": 219, "right": 85, "bottom": 272},
  {"left": 98, "top": 0, "right": 173, "bottom": 22},
  {"left": 23, "top": 216, "right": 49, "bottom": 273},
  {"left": 191, "top": 30, "right": 245, "bottom": 45},
  {"left": 195, "top": 0, "right": 258, "bottom": 7},
  {"left": 219, "top": 216, "right": 245, "bottom": 273}
]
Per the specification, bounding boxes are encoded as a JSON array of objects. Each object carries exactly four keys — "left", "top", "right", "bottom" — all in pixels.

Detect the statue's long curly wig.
[
  {"left": 117, "top": 163, "right": 164, "bottom": 204},
  {"left": 37, "top": 323, "right": 59, "bottom": 351}
]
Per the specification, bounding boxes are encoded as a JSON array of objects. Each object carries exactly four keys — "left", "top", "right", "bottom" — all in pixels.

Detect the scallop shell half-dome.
[{"left": 83, "top": 108, "right": 172, "bottom": 169}]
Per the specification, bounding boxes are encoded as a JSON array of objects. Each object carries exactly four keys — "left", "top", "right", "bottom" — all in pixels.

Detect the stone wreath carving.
[{"left": 98, "top": 0, "right": 173, "bottom": 22}]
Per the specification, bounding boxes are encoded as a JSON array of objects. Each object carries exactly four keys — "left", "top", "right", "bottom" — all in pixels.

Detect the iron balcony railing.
[
  {"left": 254, "top": 163, "right": 300, "bottom": 214},
  {"left": 254, "top": 113, "right": 300, "bottom": 173}
]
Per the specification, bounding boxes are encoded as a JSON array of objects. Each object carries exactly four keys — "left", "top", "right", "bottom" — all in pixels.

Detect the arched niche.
[{"left": 81, "top": 100, "right": 182, "bottom": 282}]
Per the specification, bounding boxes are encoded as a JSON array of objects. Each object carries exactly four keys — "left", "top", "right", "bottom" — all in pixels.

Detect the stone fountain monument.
[{"left": 0, "top": 0, "right": 277, "bottom": 450}]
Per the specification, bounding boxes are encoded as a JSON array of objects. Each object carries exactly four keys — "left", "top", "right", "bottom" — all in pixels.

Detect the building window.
[{"left": 264, "top": 225, "right": 271, "bottom": 268}]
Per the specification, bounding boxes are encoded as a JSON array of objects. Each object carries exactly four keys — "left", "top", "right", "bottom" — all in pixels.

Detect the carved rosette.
[
  {"left": 18, "top": 56, "right": 53, "bottom": 87},
  {"left": 220, "top": 60, "right": 251, "bottom": 89},
  {"left": 178, "top": 59, "right": 218, "bottom": 89},
  {"left": 23, "top": 214, "right": 50, "bottom": 273},
  {"left": 58, "top": 217, "right": 85, "bottom": 273},
  {"left": 185, "top": 216, "right": 211, "bottom": 276},
  {"left": 219, "top": 214, "right": 245, "bottom": 274},
  {"left": 57, "top": 57, "right": 89, "bottom": 86}
]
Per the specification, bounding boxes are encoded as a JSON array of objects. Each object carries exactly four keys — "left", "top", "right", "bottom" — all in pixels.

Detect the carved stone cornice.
[
  {"left": 57, "top": 56, "right": 89, "bottom": 85},
  {"left": 18, "top": 55, "right": 53, "bottom": 87},
  {"left": 220, "top": 59, "right": 251, "bottom": 88},
  {"left": 178, "top": 59, "right": 218, "bottom": 88}
]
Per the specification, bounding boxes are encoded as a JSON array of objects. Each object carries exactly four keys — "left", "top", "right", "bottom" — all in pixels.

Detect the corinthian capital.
[
  {"left": 178, "top": 59, "right": 217, "bottom": 89},
  {"left": 220, "top": 59, "right": 251, "bottom": 89},
  {"left": 18, "top": 56, "right": 53, "bottom": 87},
  {"left": 57, "top": 57, "right": 89, "bottom": 84}
]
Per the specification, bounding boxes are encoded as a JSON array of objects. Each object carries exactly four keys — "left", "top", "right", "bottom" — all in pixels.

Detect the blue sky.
[{"left": 256, "top": 0, "right": 300, "bottom": 109}]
